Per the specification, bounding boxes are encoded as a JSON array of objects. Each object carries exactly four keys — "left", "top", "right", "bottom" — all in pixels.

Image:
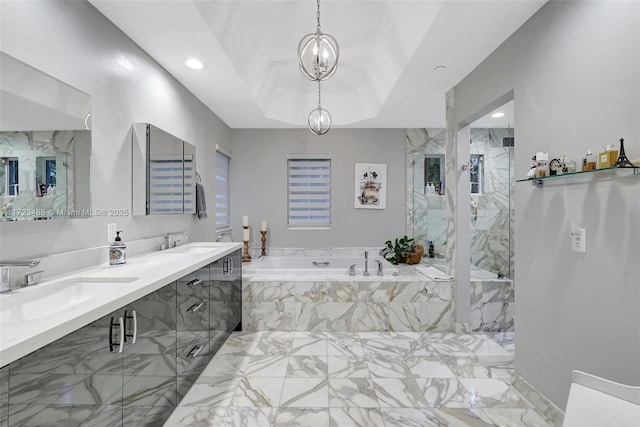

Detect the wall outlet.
[
  {"left": 107, "top": 223, "right": 117, "bottom": 243},
  {"left": 571, "top": 227, "right": 587, "bottom": 253}
]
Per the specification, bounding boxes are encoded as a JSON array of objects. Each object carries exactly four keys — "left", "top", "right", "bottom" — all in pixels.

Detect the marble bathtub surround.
[
  {"left": 243, "top": 261, "right": 514, "bottom": 333},
  {"left": 165, "top": 330, "right": 555, "bottom": 426},
  {"left": 242, "top": 276, "right": 455, "bottom": 333}
]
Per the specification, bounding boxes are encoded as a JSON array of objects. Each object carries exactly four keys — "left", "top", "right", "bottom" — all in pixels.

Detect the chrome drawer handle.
[
  {"left": 109, "top": 316, "right": 125, "bottom": 353},
  {"left": 124, "top": 309, "right": 137, "bottom": 344},
  {"left": 228, "top": 257, "right": 233, "bottom": 274},
  {"left": 187, "top": 301, "right": 204, "bottom": 313},
  {"left": 187, "top": 278, "right": 203, "bottom": 287},
  {"left": 187, "top": 344, "right": 203, "bottom": 359}
]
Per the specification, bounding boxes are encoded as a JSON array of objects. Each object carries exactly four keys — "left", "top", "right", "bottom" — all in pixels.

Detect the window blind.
[
  {"left": 287, "top": 157, "right": 331, "bottom": 228},
  {"left": 215, "top": 150, "right": 230, "bottom": 229}
]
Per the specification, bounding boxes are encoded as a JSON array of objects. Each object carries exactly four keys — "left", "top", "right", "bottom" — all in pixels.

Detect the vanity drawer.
[
  {"left": 177, "top": 296, "right": 208, "bottom": 332},
  {"left": 177, "top": 330, "right": 209, "bottom": 379},
  {"left": 176, "top": 269, "right": 209, "bottom": 305}
]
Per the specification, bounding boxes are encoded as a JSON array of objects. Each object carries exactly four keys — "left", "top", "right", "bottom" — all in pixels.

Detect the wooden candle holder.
[
  {"left": 242, "top": 226, "right": 252, "bottom": 262},
  {"left": 260, "top": 230, "right": 268, "bottom": 257}
]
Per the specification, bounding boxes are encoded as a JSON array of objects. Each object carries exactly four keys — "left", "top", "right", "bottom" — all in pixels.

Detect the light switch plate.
[
  {"left": 571, "top": 225, "right": 586, "bottom": 253},
  {"left": 107, "top": 223, "right": 117, "bottom": 243}
]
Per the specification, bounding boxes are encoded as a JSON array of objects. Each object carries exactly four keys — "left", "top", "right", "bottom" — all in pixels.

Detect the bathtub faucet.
[
  {"left": 349, "top": 264, "right": 356, "bottom": 276},
  {"left": 376, "top": 260, "right": 383, "bottom": 276},
  {"left": 364, "top": 251, "right": 370, "bottom": 276}
]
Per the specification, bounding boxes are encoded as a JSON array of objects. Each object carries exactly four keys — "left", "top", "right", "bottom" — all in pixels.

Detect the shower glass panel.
[
  {"left": 408, "top": 128, "right": 447, "bottom": 257},
  {"left": 469, "top": 128, "right": 514, "bottom": 278}
]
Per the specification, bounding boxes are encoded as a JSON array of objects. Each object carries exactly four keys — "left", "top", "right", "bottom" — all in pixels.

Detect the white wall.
[
  {"left": 0, "top": 1, "right": 231, "bottom": 260},
  {"left": 229, "top": 129, "right": 406, "bottom": 248},
  {"left": 453, "top": 1, "right": 639, "bottom": 408}
]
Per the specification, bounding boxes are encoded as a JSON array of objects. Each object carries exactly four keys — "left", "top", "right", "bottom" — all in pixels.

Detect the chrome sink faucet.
[
  {"left": 0, "top": 260, "right": 41, "bottom": 293},
  {"left": 364, "top": 251, "right": 370, "bottom": 276},
  {"left": 165, "top": 231, "right": 188, "bottom": 249},
  {"left": 216, "top": 232, "right": 233, "bottom": 242}
]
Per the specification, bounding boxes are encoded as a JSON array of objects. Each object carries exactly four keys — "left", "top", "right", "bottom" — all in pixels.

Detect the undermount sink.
[
  {"left": 168, "top": 242, "right": 227, "bottom": 255},
  {"left": 0, "top": 277, "right": 138, "bottom": 323},
  {"left": 172, "top": 246, "right": 221, "bottom": 255},
  {"left": 131, "top": 252, "right": 186, "bottom": 266}
]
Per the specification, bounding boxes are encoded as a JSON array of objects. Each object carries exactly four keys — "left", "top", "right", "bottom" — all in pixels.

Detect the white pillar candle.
[
  {"left": 242, "top": 215, "right": 249, "bottom": 226},
  {"left": 261, "top": 220, "right": 267, "bottom": 231},
  {"left": 243, "top": 227, "right": 250, "bottom": 242}
]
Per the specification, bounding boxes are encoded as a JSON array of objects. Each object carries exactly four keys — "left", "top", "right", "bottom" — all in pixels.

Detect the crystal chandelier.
[
  {"left": 308, "top": 81, "right": 331, "bottom": 135},
  {"left": 297, "top": 0, "right": 339, "bottom": 82}
]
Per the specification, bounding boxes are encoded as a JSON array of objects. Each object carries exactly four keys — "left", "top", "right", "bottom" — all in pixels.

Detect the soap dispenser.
[{"left": 109, "top": 231, "right": 127, "bottom": 266}]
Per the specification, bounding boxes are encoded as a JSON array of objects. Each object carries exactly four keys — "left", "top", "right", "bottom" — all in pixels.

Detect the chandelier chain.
[
  {"left": 318, "top": 81, "right": 321, "bottom": 106},
  {"left": 316, "top": 0, "right": 321, "bottom": 32}
]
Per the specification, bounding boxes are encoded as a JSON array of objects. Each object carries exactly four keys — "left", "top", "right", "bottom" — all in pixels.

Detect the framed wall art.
[{"left": 354, "top": 163, "right": 387, "bottom": 209}]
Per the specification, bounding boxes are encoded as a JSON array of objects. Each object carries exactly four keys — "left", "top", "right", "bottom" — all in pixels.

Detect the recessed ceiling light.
[
  {"left": 185, "top": 58, "right": 205, "bottom": 70},
  {"left": 491, "top": 112, "right": 505, "bottom": 118},
  {"left": 433, "top": 65, "right": 447, "bottom": 72}
]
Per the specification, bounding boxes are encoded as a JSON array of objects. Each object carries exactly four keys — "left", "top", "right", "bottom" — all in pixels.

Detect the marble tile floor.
[{"left": 165, "top": 331, "right": 553, "bottom": 427}]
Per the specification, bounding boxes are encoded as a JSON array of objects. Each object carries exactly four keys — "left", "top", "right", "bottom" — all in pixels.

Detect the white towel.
[{"left": 416, "top": 266, "right": 453, "bottom": 281}]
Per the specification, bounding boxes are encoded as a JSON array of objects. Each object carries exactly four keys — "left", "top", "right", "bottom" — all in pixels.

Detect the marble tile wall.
[
  {"left": 424, "top": 259, "right": 515, "bottom": 333},
  {"left": 406, "top": 127, "right": 515, "bottom": 278},
  {"left": 242, "top": 277, "right": 454, "bottom": 333},
  {"left": 0, "top": 131, "right": 75, "bottom": 220}
]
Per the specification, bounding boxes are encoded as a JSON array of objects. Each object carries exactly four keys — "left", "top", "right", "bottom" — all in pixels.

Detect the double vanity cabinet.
[{"left": 0, "top": 249, "right": 241, "bottom": 427}]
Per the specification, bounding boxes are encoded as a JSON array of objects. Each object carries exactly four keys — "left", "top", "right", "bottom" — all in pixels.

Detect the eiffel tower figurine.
[{"left": 613, "top": 138, "right": 638, "bottom": 168}]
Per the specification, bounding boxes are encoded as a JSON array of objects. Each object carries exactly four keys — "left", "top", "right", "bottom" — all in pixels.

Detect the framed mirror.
[{"left": 0, "top": 52, "right": 92, "bottom": 221}]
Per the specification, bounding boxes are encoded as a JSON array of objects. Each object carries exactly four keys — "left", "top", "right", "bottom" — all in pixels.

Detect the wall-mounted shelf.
[{"left": 516, "top": 166, "right": 639, "bottom": 188}]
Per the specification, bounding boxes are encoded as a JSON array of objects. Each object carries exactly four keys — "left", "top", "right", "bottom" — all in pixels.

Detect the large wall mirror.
[
  {"left": 132, "top": 123, "right": 196, "bottom": 215},
  {"left": 0, "top": 52, "right": 92, "bottom": 221}
]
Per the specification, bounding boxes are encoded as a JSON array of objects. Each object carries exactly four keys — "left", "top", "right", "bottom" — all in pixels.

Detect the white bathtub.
[{"left": 244, "top": 256, "right": 398, "bottom": 276}]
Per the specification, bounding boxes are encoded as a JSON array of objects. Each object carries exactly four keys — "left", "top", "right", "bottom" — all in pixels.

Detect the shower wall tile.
[
  {"left": 444, "top": 89, "right": 457, "bottom": 279},
  {"left": 407, "top": 124, "right": 515, "bottom": 280}
]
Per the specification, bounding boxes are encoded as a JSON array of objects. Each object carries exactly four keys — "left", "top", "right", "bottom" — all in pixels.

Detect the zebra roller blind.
[
  {"left": 215, "top": 150, "right": 230, "bottom": 229},
  {"left": 287, "top": 155, "right": 331, "bottom": 228}
]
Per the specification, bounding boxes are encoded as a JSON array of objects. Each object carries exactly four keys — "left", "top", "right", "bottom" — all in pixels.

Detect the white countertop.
[{"left": 0, "top": 242, "right": 241, "bottom": 367}]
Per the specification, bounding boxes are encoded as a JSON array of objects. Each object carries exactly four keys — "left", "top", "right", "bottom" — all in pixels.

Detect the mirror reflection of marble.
[
  {"left": 132, "top": 123, "right": 196, "bottom": 216},
  {"left": 0, "top": 52, "right": 91, "bottom": 221}
]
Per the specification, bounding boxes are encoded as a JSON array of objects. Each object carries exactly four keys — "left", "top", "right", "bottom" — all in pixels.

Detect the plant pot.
[{"left": 407, "top": 244, "right": 424, "bottom": 265}]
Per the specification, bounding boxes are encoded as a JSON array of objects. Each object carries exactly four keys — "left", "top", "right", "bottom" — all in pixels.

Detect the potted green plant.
[{"left": 382, "top": 235, "right": 424, "bottom": 265}]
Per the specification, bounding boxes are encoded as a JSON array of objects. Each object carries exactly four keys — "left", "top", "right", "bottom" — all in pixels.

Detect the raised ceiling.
[{"left": 90, "top": 0, "right": 546, "bottom": 129}]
